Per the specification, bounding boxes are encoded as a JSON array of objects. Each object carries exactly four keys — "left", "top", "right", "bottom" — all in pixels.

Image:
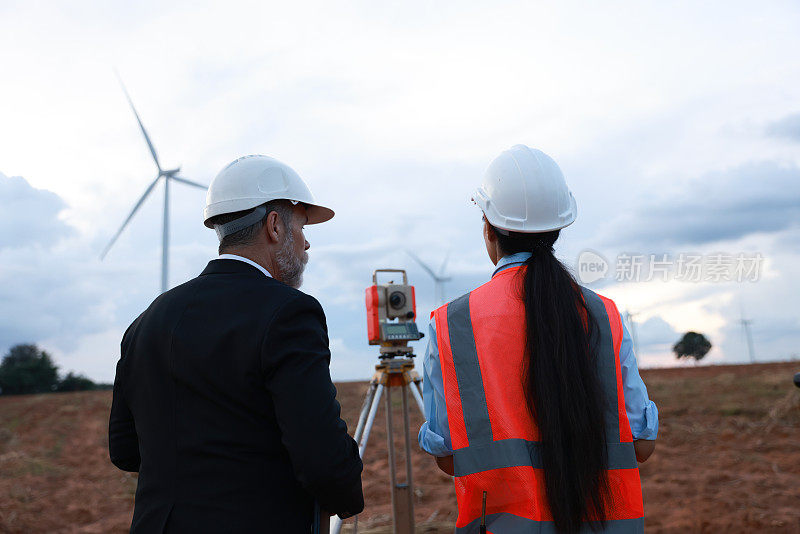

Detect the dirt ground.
[{"left": 0, "top": 361, "right": 798, "bottom": 533}]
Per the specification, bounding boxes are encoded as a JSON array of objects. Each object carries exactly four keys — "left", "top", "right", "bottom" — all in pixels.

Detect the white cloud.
[
  {"left": 767, "top": 112, "right": 800, "bottom": 142},
  {"left": 0, "top": 175, "right": 128, "bottom": 375},
  {"left": 0, "top": 172, "right": 73, "bottom": 249}
]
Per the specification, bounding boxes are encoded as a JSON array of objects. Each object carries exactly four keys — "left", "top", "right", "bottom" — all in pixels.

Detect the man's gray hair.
[{"left": 208, "top": 200, "right": 294, "bottom": 255}]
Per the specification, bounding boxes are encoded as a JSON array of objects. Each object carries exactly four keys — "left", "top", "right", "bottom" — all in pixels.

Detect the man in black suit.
[{"left": 109, "top": 155, "right": 364, "bottom": 533}]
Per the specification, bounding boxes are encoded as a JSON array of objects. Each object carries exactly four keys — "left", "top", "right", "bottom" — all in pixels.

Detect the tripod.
[{"left": 331, "top": 353, "right": 425, "bottom": 534}]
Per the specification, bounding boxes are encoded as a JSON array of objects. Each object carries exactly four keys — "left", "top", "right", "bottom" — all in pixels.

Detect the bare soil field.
[{"left": 0, "top": 361, "right": 798, "bottom": 533}]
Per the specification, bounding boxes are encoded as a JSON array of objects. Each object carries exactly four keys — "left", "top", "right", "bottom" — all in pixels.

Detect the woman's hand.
[
  {"left": 435, "top": 455, "right": 455, "bottom": 475},
  {"left": 634, "top": 439, "right": 655, "bottom": 463}
]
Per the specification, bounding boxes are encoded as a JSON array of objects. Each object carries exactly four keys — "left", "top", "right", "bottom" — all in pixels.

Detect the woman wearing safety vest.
[{"left": 419, "top": 145, "right": 658, "bottom": 534}]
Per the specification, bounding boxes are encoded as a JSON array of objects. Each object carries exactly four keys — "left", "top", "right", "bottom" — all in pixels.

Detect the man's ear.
[{"left": 264, "top": 211, "right": 282, "bottom": 244}]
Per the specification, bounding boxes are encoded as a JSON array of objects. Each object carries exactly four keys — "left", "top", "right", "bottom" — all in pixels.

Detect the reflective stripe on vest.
[
  {"left": 457, "top": 514, "right": 645, "bottom": 534},
  {"left": 433, "top": 266, "right": 644, "bottom": 533}
]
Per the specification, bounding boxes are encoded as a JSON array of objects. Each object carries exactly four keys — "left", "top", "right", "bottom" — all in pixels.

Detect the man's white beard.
[{"left": 275, "top": 231, "right": 308, "bottom": 289}]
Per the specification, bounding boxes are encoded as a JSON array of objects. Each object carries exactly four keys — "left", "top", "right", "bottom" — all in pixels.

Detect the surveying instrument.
[{"left": 330, "top": 269, "right": 427, "bottom": 534}]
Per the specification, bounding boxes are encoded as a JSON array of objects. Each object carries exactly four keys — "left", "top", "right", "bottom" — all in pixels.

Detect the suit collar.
[
  {"left": 218, "top": 254, "right": 272, "bottom": 278},
  {"left": 200, "top": 258, "right": 277, "bottom": 279}
]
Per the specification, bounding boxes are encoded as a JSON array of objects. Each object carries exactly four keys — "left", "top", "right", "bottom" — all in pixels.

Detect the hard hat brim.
[
  {"left": 305, "top": 203, "right": 335, "bottom": 225},
  {"left": 204, "top": 199, "right": 334, "bottom": 228}
]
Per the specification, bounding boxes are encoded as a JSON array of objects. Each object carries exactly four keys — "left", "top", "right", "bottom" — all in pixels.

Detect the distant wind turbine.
[
  {"left": 623, "top": 309, "right": 640, "bottom": 352},
  {"left": 100, "top": 73, "right": 208, "bottom": 293},
  {"left": 406, "top": 250, "right": 452, "bottom": 306},
  {"left": 739, "top": 301, "right": 756, "bottom": 364}
]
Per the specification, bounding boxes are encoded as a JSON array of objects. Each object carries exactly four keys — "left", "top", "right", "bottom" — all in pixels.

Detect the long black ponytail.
[{"left": 494, "top": 226, "right": 609, "bottom": 534}]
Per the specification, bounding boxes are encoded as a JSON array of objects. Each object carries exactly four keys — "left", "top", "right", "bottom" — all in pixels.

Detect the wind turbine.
[
  {"left": 739, "top": 301, "right": 756, "bottom": 364},
  {"left": 100, "top": 74, "right": 208, "bottom": 293},
  {"left": 623, "top": 309, "right": 640, "bottom": 352},
  {"left": 406, "top": 250, "right": 452, "bottom": 306}
]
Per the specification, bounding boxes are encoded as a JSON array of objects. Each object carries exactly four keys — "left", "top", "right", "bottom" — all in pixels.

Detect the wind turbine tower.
[
  {"left": 101, "top": 74, "right": 208, "bottom": 293},
  {"left": 623, "top": 309, "right": 640, "bottom": 352},
  {"left": 740, "top": 312, "right": 756, "bottom": 364},
  {"left": 407, "top": 250, "right": 452, "bottom": 306}
]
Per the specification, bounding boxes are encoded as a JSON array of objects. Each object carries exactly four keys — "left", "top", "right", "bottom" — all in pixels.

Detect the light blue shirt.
[{"left": 418, "top": 252, "right": 659, "bottom": 457}]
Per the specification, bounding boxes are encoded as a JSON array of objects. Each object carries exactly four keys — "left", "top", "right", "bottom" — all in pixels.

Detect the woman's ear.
[{"left": 483, "top": 218, "right": 496, "bottom": 243}]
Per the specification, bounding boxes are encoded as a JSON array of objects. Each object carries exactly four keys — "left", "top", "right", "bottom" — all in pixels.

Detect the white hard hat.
[
  {"left": 473, "top": 144, "right": 577, "bottom": 233},
  {"left": 203, "top": 155, "right": 334, "bottom": 233}
]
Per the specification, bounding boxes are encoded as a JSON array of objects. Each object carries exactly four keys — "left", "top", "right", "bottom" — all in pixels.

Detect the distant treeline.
[{"left": 0, "top": 343, "right": 112, "bottom": 395}]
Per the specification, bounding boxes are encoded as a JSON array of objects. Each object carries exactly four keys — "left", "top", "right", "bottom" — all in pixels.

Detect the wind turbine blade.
[
  {"left": 100, "top": 176, "right": 161, "bottom": 260},
  {"left": 406, "top": 250, "right": 438, "bottom": 280},
  {"left": 439, "top": 250, "right": 451, "bottom": 277},
  {"left": 171, "top": 175, "right": 208, "bottom": 190},
  {"left": 115, "top": 71, "right": 162, "bottom": 173}
]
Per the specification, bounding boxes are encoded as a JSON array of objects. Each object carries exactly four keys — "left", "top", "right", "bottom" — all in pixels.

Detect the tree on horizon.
[
  {"left": 673, "top": 332, "right": 712, "bottom": 363},
  {"left": 56, "top": 371, "right": 98, "bottom": 392},
  {"left": 0, "top": 344, "right": 59, "bottom": 394},
  {"left": 0, "top": 343, "right": 99, "bottom": 395}
]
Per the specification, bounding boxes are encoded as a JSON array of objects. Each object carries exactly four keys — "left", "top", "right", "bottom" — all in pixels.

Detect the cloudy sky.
[{"left": 1, "top": 1, "right": 799, "bottom": 382}]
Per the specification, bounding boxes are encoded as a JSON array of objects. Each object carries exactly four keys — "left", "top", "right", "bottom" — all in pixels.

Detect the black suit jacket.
[{"left": 109, "top": 259, "right": 364, "bottom": 533}]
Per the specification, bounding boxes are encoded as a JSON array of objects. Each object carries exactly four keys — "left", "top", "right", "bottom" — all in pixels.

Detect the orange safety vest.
[{"left": 432, "top": 266, "right": 644, "bottom": 533}]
